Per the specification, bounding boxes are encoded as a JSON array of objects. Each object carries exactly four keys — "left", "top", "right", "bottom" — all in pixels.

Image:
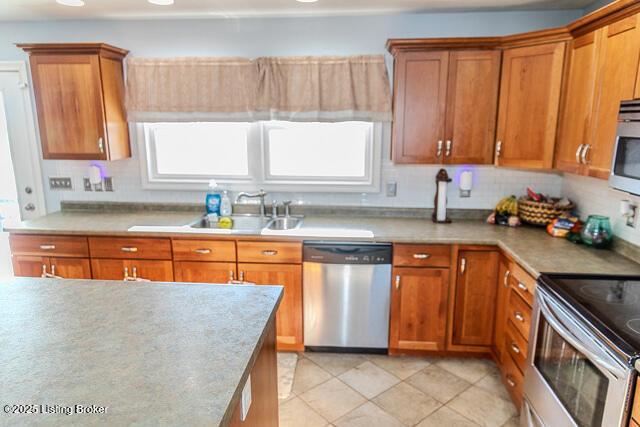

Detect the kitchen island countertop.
[
  {"left": 0, "top": 278, "right": 282, "bottom": 426},
  {"left": 6, "top": 210, "right": 640, "bottom": 278}
]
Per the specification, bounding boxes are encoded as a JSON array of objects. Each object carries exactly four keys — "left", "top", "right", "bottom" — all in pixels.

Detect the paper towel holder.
[{"left": 433, "top": 168, "right": 452, "bottom": 224}]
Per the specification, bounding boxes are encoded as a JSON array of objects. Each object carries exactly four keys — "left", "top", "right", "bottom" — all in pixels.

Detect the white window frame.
[{"left": 137, "top": 122, "right": 382, "bottom": 193}]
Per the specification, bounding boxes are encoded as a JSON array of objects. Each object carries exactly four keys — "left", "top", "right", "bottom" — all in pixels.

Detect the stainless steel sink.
[
  {"left": 265, "top": 216, "right": 303, "bottom": 231},
  {"left": 189, "top": 214, "right": 269, "bottom": 233}
]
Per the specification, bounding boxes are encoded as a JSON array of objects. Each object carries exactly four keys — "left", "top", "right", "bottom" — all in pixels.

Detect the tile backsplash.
[{"left": 41, "top": 127, "right": 563, "bottom": 213}]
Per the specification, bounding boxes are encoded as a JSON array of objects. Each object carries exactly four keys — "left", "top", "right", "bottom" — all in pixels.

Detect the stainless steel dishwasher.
[{"left": 303, "top": 242, "right": 392, "bottom": 352}]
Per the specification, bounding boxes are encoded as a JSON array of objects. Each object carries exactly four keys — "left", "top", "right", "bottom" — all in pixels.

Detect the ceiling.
[{"left": 0, "top": 0, "right": 598, "bottom": 21}]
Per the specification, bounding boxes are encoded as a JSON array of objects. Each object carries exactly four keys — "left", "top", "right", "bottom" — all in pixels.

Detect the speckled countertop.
[
  {"left": 7, "top": 210, "right": 640, "bottom": 277},
  {"left": 0, "top": 278, "right": 282, "bottom": 426}
]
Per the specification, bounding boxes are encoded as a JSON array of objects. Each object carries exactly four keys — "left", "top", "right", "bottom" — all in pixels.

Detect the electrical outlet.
[
  {"left": 49, "top": 177, "right": 73, "bottom": 191},
  {"left": 386, "top": 182, "right": 397, "bottom": 197},
  {"left": 103, "top": 177, "right": 114, "bottom": 192},
  {"left": 240, "top": 375, "right": 252, "bottom": 421},
  {"left": 83, "top": 178, "right": 92, "bottom": 192}
]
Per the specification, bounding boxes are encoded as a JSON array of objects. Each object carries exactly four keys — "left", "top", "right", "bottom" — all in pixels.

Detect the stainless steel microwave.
[{"left": 610, "top": 99, "right": 640, "bottom": 195}]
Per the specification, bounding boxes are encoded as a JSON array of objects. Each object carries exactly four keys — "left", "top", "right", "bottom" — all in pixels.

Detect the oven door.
[
  {"left": 523, "top": 287, "right": 634, "bottom": 427},
  {"left": 609, "top": 121, "right": 640, "bottom": 195}
]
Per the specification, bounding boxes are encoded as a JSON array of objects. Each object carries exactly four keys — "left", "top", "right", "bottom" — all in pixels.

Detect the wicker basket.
[{"left": 518, "top": 197, "right": 574, "bottom": 226}]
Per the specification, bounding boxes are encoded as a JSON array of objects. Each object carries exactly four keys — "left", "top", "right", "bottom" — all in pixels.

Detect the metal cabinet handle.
[
  {"left": 39, "top": 244, "right": 56, "bottom": 250},
  {"left": 581, "top": 144, "right": 591, "bottom": 164},
  {"left": 41, "top": 264, "right": 48, "bottom": 278},
  {"left": 506, "top": 376, "right": 516, "bottom": 387},
  {"left": 460, "top": 258, "right": 467, "bottom": 275},
  {"left": 261, "top": 250, "right": 278, "bottom": 256},
  {"left": 229, "top": 270, "right": 235, "bottom": 282},
  {"left": 123, "top": 267, "right": 131, "bottom": 281},
  {"left": 413, "top": 253, "right": 430, "bottom": 259},
  {"left": 436, "top": 140, "right": 443, "bottom": 157},
  {"left": 395, "top": 275, "right": 401, "bottom": 290},
  {"left": 575, "top": 144, "right": 585, "bottom": 164},
  {"left": 503, "top": 270, "right": 511, "bottom": 287},
  {"left": 98, "top": 137, "right": 104, "bottom": 154},
  {"left": 193, "top": 248, "right": 211, "bottom": 254},
  {"left": 517, "top": 282, "right": 529, "bottom": 292},
  {"left": 445, "top": 140, "right": 452, "bottom": 157},
  {"left": 121, "top": 247, "right": 138, "bottom": 253},
  {"left": 510, "top": 342, "right": 521, "bottom": 354},
  {"left": 239, "top": 271, "right": 244, "bottom": 281},
  {"left": 514, "top": 311, "right": 525, "bottom": 322},
  {"left": 495, "top": 140, "right": 502, "bottom": 158}
]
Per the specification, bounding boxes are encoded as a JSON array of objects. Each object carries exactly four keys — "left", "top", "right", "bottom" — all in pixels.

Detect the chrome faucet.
[
  {"left": 271, "top": 200, "right": 279, "bottom": 219},
  {"left": 235, "top": 189, "right": 267, "bottom": 216}
]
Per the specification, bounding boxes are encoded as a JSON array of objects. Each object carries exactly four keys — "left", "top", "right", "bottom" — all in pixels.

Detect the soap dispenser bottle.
[
  {"left": 206, "top": 179, "right": 222, "bottom": 215},
  {"left": 220, "top": 190, "right": 232, "bottom": 217}
]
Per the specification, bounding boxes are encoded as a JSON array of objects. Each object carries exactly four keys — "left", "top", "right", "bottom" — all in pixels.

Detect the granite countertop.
[
  {"left": 0, "top": 278, "right": 283, "bottom": 426},
  {"left": 7, "top": 210, "right": 640, "bottom": 277}
]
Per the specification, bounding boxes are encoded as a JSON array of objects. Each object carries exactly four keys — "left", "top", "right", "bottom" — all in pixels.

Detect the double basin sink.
[{"left": 190, "top": 214, "right": 303, "bottom": 234}]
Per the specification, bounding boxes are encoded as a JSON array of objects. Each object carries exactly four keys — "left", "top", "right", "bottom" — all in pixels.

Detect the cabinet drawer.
[
  {"left": 511, "top": 264, "right": 536, "bottom": 307},
  {"left": 508, "top": 289, "right": 532, "bottom": 340},
  {"left": 172, "top": 239, "right": 236, "bottom": 262},
  {"left": 393, "top": 244, "right": 450, "bottom": 267},
  {"left": 89, "top": 237, "right": 172, "bottom": 260},
  {"left": 504, "top": 320, "right": 528, "bottom": 374},
  {"left": 10, "top": 234, "right": 89, "bottom": 257},
  {"left": 501, "top": 351, "right": 524, "bottom": 409},
  {"left": 237, "top": 241, "right": 301, "bottom": 264}
]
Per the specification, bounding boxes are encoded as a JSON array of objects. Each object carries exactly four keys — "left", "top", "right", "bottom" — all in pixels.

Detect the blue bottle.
[{"left": 206, "top": 180, "right": 222, "bottom": 215}]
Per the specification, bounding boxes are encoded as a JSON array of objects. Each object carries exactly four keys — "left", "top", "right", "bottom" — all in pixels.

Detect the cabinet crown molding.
[{"left": 16, "top": 43, "right": 129, "bottom": 58}]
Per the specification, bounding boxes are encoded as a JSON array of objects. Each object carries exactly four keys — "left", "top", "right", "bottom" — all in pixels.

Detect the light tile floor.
[{"left": 278, "top": 352, "right": 520, "bottom": 427}]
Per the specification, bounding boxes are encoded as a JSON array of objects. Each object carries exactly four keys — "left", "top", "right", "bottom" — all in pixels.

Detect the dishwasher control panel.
[{"left": 303, "top": 242, "right": 392, "bottom": 265}]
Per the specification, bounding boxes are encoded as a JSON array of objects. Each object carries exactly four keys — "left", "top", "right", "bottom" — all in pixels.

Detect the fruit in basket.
[{"left": 495, "top": 196, "right": 518, "bottom": 215}]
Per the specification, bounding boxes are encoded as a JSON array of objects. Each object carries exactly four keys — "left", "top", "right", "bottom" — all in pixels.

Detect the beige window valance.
[{"left": 125, "top": 55, "right": 391, "bottom": 122}]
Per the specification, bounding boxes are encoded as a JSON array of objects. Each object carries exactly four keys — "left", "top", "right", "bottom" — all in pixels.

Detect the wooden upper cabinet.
[
  {"left": 555, "top": 30, "right": 602, "bottom": 174},
  {"left": 389, "top": 267, "right": 449, "bottom": 352},
  {"left": 391, "top": 51, "right": 449, "bottom": 164},
  {"left": 445, "top": 50, "right": 501, "bottom": 165},
  {"left": 495, "top": 42, "right": 566, "bottom": 169},
  {"left": 18, "top": 43, "right": 130, "bottom": 160},
  {"left": 586, "top": 15, "right": 640, "bottom": 179},
  {"left": 452, "top": 250, "right": 500, "bottom": 347}
]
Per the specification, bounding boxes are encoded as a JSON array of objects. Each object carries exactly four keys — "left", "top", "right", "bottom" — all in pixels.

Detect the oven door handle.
[{"left": 538, "top": 292, "right": 626, "bottom": 379}]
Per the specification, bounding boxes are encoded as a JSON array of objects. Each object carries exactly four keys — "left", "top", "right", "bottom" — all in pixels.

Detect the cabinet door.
[
  {"left": 174, "top": 261, "right": 236, "bottom": 284},
  {"left": 496, "top": 42, "right": 565, "bottom": 169},
  {"left": 29, "top": 54, "right": 106, "bottom": 160},
  {"left": 49, "top": 257, "right": 92, "bottom": 279},
  {"left": 452, "top": 250, "right": 500, "bottom": 347},
  {"left": 239, "top": 263, "right": 303, "bottom": 351},
  {"left": 91, "top": 259, "right": 127, "bottom": 280},
  {"left": 587, "top": 15, "right": 640, "bottom": 179},
  {"left": 91, "top": 259, "right": 173, "bottom": 282},
  {"left": 555, "top": 31, "right": 602, "bottom": 174},
  {"left": 389, "top": 267, "right": 449, "bottom": 352},
  {"left": 392, "top": 51, "right": 449, "bottom": 164},
  {"left": 493, "top": 256, "right": 512, "bottom": 362},
  {"left": 12, "top": 255, "right": 48, "bottom": 277},
  {"left": 445, "top": 50, "right": 501, "bottom": 165}
]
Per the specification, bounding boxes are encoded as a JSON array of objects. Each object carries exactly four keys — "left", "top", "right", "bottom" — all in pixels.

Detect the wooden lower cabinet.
[
  {"left": 91, "top": 259, "right": 174, "bottom": 282},
  {"left": 239, "top": 263, "right": 303, "bottom": 351},
  {"left": 174, "top": 261, "right": 236, "bottom": 284},
  {"left": 493, "top": 256, "right": 512, "bottom": 362},
  {"left": 501, "top": 349, "right": 525, "bottom": 409},
  {"left": 389, "top": 267, "right": 449, "bottom": 353},
  {"left": 12, "top": 255, "right": 91, "bottom": 279},
  {"left": 451, "top": 249, "right": 500, "bottom": 348},
  {"left": 229, "top": 320, "right": 279, "bottom": 427}
]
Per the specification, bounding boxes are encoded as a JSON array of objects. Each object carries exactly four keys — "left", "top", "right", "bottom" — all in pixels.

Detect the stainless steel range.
[{"left": 523, "top": 274, "right": 640, "bottom": 427}]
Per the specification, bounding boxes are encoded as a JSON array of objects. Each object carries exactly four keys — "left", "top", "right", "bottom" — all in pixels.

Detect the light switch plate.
[
  {"left": 240, "top": 375, "right": 252, "bottom": 421},
  {"left": 49, "top": 177, "right": 73, "bottom": 191}
]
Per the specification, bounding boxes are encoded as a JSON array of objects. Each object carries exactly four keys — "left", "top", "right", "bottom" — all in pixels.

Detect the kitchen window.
[{"left": 139, "top": 121, "right": 381, "bottom": 192}]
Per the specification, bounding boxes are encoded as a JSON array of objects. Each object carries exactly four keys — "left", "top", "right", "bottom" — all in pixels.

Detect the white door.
[{"left": 0, "top": 62, "right": 45, "bottom": 277}]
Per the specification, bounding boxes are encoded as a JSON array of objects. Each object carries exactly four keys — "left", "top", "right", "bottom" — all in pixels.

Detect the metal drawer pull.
[
  {"left": 261, "top": 250, "right": 278, "bottom": 256},
  {"left": 121, "top": 247, "right": 138, "bottom": 253},
  {"left": 506, "top": 376, "right": 516, "bottom": 387},
  {"left": 460, "top": 258, "right": 467, "bottom": 274},
  {"left": 445, "top": 140, "right": 452, "bottom": 157},
  {"left": 436, "top": 140, "right": 443, "bottom": 157},
  {"left": 503, "top": 270, "right": 510, "bottom": 287},
  {"left": 517, "top": 282, "right": 529, "bottom": 292},
  {"left": 514, "top": 311, "right": 525, "bottom": 322},
  {"left": 510, "top": 343, "right": 521, "bottom": 354},
  {"left": 413, "top": 253, "right": 430, "bottom": 259},
  {"left": 39, "top": 244, "right": 56, "bottom": 250},
  {"left": 193, "top": 248, "right": 211, "bottom": 254},
  {"left": 395, "top": 275, "right": 401, "bottom": 290}
]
